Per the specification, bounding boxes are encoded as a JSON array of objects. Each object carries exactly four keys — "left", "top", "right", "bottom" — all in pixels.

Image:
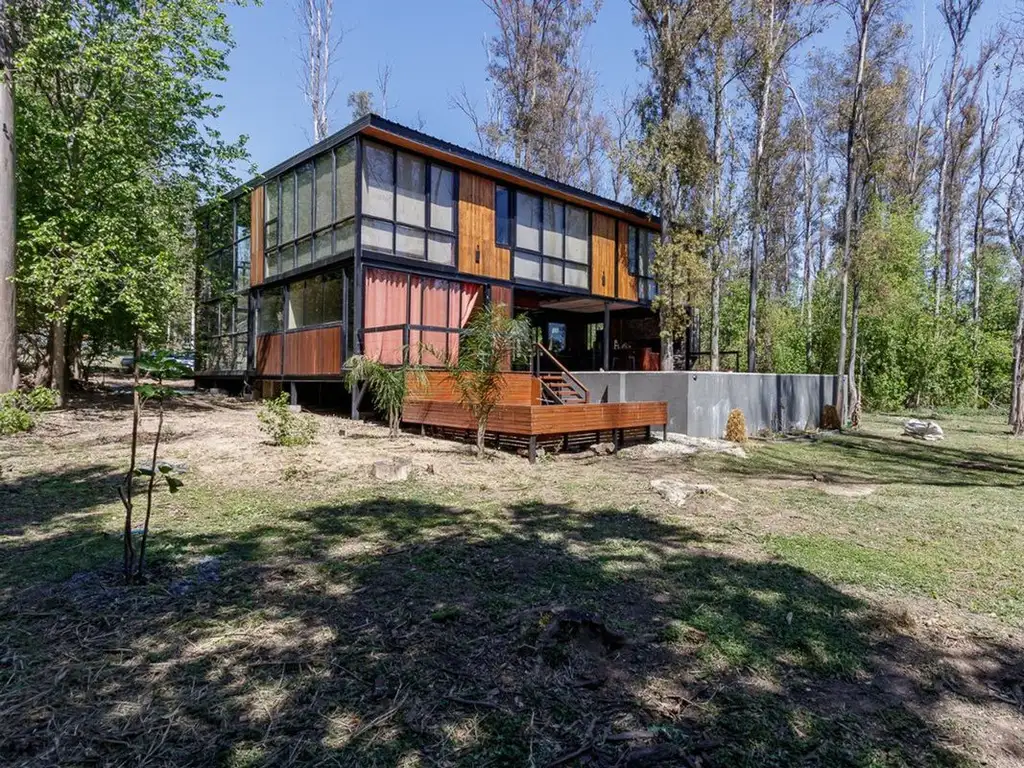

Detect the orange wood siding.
[
  {"left": 591, "top": 213, "right": 616, "bottom": 298},
  {"left": 407, "top": 371, "right": 539, "bottom": 405},
  {"left": 250, "top": 185, "right": 265, "bottom": 287},
  {"left": 616, "top": 220, "right": 637, "bottom": 301},
  {"left": 457, "top": 171, "right": 510, "bottom": 280},
  {"left": 284, "top": 326, "right": 343, "bottom": 376},
  {"left": 402, "top": 400, "right": 667, "bottom": 436},
  {"left": 256, "top": 333, "right": 282, "bottom": 375}
]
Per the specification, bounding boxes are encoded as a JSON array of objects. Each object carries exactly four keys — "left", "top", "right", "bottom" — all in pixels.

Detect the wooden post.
[
  {"left": 528, "top": 435, "right": 537, "bottom": 464},
  {"left": 663, "top": 423, "right": 668, "bottom": 440},
  {"left": 613, "top": 429, "right": 621, "bottom": 452}
]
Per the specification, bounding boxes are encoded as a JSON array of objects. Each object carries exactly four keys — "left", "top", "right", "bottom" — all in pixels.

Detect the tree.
[
  {"left": 455, "top": 0, "right": 608, "bottom": 191},
  {"left": 296, "top": 0, "right": 340, "bottom": 142},
  {"left": 833, "top": 0, "right": 888, "bottom": 417},
  {"left": 739, "top": 0, "right": 820, "bottom": 372},
  {"left": 14, "top": 0, "right": 247, "bottom": 401},
  {"left": 630, "top": 0, "right": 711, "bottom": 370},
  {"left": 932, "top": 0, "right": 984, "bottom": 312},
  {"left": 344, "top": 354, "right": 425, "bottom": 438},
  {"left": 118, "top": 351, "right": 190, "bottom": 583},
  {"left": 0, "top": 0, "right": 26, "bottom": 394},
  {"left": 445, "top": 303, "right": 532, "bottom": 457}
]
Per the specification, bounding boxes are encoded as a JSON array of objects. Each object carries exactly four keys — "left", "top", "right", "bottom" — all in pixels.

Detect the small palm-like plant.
[
  {"left": 345, "top": 355, "right": 425, "bottom": 438},
  {"left": 446, "top": 303, "right": 532, "bottom": 457}
]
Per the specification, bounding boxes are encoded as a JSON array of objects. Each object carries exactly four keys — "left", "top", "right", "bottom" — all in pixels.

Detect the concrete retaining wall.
[{"left": 572, "top": 371, "right": 837, "bottom": 438}]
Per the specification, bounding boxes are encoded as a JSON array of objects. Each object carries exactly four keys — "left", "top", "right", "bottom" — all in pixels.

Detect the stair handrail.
[{"left": 534, "top": 342, "right": 590, "bottom": 404}]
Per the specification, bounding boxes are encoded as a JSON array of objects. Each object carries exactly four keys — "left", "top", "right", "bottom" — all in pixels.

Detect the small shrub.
[
  {"left": 0, "top": 402, "right": 33, "bottom": 435},
  {"left": 257, "top": 392, "right": 318, "bottom": 446},
  {"left": 724, "top": 408, "right": 747, "bottom": 443},
  {"left": 821, "top": 404, "right": 841, "bottom": 430},
  {"left": 0, "top": 387, "right": 60, "bottom": 436}
]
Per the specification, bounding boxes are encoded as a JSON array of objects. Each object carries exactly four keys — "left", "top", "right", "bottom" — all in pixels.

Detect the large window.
[
  {"left": 360, "top": 142, "right": 456, "bottom": 266},
  {"left": 512, "top": 191, "right": 589, "bottom": 289},
  {"left": 286, "top": 272, "right": 344, "bottom": 330},
  {"left": 264, "top": 140, "right": 356, "bottom": 279},
  {"left": 258, "top": 287, "right": 283, "bottom": 334},
  {"left": 196, "top": 193, "right": 251, "bottom": 373},
  {"left": 628, "top": 225, "right": 657, "bottom": 302}
]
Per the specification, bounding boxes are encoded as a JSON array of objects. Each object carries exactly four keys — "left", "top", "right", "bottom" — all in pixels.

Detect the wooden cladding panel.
[
  {"left": 402, "top": 400, "right": 667, "bottom": 437},
  {"left": 591, "top": 213, "right": 616, "bottom": 298},
  {"left": 491, "top": 285, "right": 513, "bottom": 316},
  {"left": 458, "top": 172, "right": 511, "bottom": 280},
  {"left": 407, "top": 371, "right": 539, "bottom": 405},
  {"left": 250, "top": 185, "right": 265, "bottom": 288},
  {"left": 284, "top": 326, "right": 343, "bottom": 376},
  {"left": 256, "top": 333, "right": 282, "bottom": 376},
  {"left": 616, "top": 220, "right": 637, "bottom": 302}
]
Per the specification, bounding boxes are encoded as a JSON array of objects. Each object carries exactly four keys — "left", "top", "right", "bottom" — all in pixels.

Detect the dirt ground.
[{"left": 1, "top": 384, "right": 1022, "bottom": 767}]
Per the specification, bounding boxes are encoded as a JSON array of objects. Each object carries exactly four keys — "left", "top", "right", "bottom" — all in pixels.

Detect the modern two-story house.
[{"left": 195, "top": 114, "right": 679, "bottom": 417}]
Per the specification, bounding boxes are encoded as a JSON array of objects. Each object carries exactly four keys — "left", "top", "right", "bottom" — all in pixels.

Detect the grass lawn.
[{"left": 1, "top": 391, "right": 1022, "bottom": 767}]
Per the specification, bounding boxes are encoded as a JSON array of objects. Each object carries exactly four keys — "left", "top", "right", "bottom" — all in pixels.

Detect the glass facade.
[
  {"left": 196, "top": 193, "right": 251, "bottom": 373},
  {"left": 264, "top": 139, "right": 356, "bottom": 279},
  {"left": 360, "top": 141, "right": 456, "bottom": 266}
]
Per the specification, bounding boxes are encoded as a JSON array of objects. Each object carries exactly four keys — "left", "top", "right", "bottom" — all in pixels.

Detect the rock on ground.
[
  {"left": 371, "top": 458, "right": 414, "bottom": 482},
  {"left": 620, "top": 434, "right": 747, "bottom": 460},
  {"left": 651, "top": 478, "right": 737, "bottom": 506},
  {"left": 903, "top": 420, "right": 944, "bottom": 441}
]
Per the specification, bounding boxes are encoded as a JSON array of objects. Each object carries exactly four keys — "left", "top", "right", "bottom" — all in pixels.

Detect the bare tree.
[
  {"left": 932, "top": 0, "right": 984, "bottom": 312},
  {"left": 971, "top": 38, "right": 1013, "bottom": 323},
  {"left": 296, "top": 0, "right": 340, "bottom": 142},
  {"left": 454, "top": 0, "right": 608, "bottom": 191},
  {"left": 607, "top": 87, "right": 639, "bottom": 203}
]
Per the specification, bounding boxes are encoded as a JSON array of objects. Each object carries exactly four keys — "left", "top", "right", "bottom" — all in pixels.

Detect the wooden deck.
[{"left": 403, "top": 372, "right": 668, "bottom": 461}]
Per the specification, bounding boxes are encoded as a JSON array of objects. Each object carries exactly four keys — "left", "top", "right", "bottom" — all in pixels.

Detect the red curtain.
[{"left": 362, "top": 267, "right": 484, "bottom": 366}]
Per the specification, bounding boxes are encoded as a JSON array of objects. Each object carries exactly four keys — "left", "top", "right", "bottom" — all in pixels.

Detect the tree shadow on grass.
[
  {"left": 701, "top": 429, "right": 1024, "bottom": 489},
  {"left": 1, "top": 497, "right": 1021, "bottom": 766}
]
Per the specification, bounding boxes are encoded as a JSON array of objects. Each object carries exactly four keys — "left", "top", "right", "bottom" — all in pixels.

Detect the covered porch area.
[{"left": 510, "top": 287, "right": 667, "bottom": 372}]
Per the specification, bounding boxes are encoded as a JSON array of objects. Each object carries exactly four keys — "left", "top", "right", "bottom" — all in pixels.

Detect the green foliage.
[
  {"left": 257, "top": 392, "right": 318, "bottom": 447},
  {"left": 651, "top": 228, "right": 710, "bottom": 344},
  {"left": 344, "top": 355, "right": 425, "bottom": 438},
  {"left": 0, "top": 387, "right": 60, "bottom": 435},
  {"left": 13, "top": 0, "right": 249, "bottom": 357},
  {"left": 740, "top": 200, "right": 1015, "bottom": 412},
  {"left": 446, "top": 303, "right": 533, "bottom": 456}
]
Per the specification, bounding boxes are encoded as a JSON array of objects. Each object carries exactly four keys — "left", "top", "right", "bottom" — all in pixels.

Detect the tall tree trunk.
[
  {"left": 747, "top": 72, "right": 773, "bottom": 373},
  {"left": 847, "top": 281, "right": 861, "bottom": 426},
  {"left": 709, "top": 38, "right": 726, "bottom": 372},
  {"left": 0, "top": 25, "right": 16, "bottom": 395},
  {"left": 933, "top": 27, "right": 965, "bottom": 314},
  {"left": 51, "top": 315, "right": 66, "bottom": 406},
  {"left": 1013, "top": 271, "right": 1024, "bottom": 435},
  {"left": 836, "top": 1, "right": 871, "bottom": 412}
]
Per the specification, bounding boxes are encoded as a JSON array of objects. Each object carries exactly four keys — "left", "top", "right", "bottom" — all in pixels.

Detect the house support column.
[
  {"left": 603, "top": 302, "right": 611, "bottom": 371},
  {"left": 528, "top": 435, "right": 538, "bottom": 464}
]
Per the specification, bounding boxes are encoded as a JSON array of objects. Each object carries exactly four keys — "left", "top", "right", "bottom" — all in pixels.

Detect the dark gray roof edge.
[{"left": 211, "top": 113, "right": 659, "bottom": 226}]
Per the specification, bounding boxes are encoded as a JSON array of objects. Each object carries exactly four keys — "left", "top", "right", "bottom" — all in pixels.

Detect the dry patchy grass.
[{"left": 0, "top": 387, "right": 1022, "bottom": 766}]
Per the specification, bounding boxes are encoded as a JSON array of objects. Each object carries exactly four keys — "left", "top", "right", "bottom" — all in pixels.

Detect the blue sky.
[{"left": 213, "top": 0, "right": 1004, "bottom": 179}]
